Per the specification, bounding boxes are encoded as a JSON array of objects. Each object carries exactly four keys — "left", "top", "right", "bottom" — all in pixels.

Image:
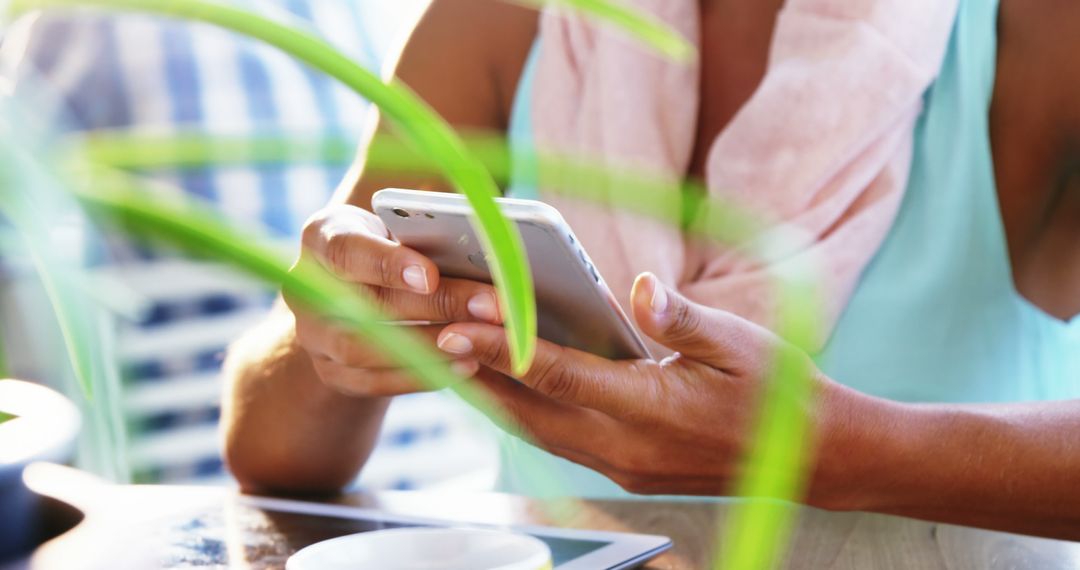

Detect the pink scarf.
[{"left": 532, "top": 0, "right": 958, "bottom": 348}]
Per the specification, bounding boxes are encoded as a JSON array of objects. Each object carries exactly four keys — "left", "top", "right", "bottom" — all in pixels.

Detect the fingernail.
[
  {"left": 403, "top": 265, "right": 430, "bottom": 293},
  {"left": 450, "top": 360, "right": 479, "bottom": 377},
  {"left": 468, "top": 293, "right": 500, "bottom": 322},
  {"left": 649, "top": 275, "right": 669, "bottom": 316},
  {"left": 438, "top": 332, "right": 474, "bottom": 355}
]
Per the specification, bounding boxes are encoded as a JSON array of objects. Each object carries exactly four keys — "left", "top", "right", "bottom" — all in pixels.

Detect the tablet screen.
[
  {"left": 159, "top": 502, "right": 612, "bottom": 568},
  {"left": 253, "top": 508, "right": 611, "bottom": 566}
]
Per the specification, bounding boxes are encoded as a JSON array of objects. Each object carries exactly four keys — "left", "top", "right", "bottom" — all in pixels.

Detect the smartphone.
[{"left": 372, "top": 188, "right": 651, "bottom": 361}]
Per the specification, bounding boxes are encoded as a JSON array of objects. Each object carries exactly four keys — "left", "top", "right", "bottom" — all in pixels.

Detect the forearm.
[
  {"left": 221, "top": 306, "right": 390, "bottom": 494},
  {"left": 815, "top": 383, "right": 1080, "bottom": 539}
]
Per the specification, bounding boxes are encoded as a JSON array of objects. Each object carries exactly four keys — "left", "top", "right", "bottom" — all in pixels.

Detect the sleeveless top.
[
  {"left": 500, "top": 0, "right": 1080, "bottom": 498},
  {"left": 818, "top": 0, "right": 1080, "bottom": 402}
]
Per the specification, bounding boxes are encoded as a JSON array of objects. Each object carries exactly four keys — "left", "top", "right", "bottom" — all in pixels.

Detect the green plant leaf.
[
  {"left": 0, "top": 149, "right": 100, "bottom": 403},
  {"left": 341, "top": 135, "right": 821, "bottom": 570},
  {"left": 0, "top": 115, "right": 131, "bottom": 481},
  {"left": 79, "top": 131, "right": 356, "bottom": 169},
  {"left": 0, "top": 327, "right": 8, "bottom": 379},
  {"left": 716, "top": 282, "right": 819, "bottom": 570},
  {"left": 9, "top": 0, "right": 536, "bottom": 375},
  {"left": 28, "top": 3, "right": 806, "bottom": 562},
  {"left": 82, "top": 132, "right": 764, "bottom": 247},
  {"left": 81, "top": 130, "right": 815, "bottom": 570},
  {"left": 508, "top": 0, "right": 695, "bottom": 62},
  {"left": 74, "top": 173, "right": 462, "bottom": 391},
  {"left": 66, "top": 162, "right": 574, "bottom": 501},
  {"left": 0, "top": 411, "right": 16, "bottom": 425},
  {"left": 82, "top": 132, "right": 819, "bottom": 569}
]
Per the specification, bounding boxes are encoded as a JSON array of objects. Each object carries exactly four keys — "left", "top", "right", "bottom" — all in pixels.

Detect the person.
[
  {"left": 223, "top": 0, "right": 1080, "bottom": 529},
  {"left": 1, "top": 0, "right": 496, "bottom": 490},
  {"left": 430, "top": 0, "right": 1080, "bottom": 539},
  {"left": 224, "top": 0, "right": 954, "bottom": 493}
]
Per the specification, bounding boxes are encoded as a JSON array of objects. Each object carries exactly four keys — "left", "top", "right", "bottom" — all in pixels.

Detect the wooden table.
[{"left": 18, "top": 464, "right": 1080, "bottom": 569}]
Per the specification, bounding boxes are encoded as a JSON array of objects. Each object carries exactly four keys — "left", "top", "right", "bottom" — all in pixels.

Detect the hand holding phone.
[
  {"left": 286, "top": 203, "right": 499, "bottom": 397},
  {"left": 373, "top": 189, "right": 651, "bottom": 360}
]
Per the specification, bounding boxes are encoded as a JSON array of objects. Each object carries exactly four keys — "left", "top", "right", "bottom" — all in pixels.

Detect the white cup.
[{"left": 287, "top": 527, "right": 553, "bottom": 570}]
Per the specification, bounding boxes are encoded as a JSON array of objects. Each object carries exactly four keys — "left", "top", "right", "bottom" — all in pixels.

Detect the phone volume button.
[{"left": 575, "top": 248, "right": 600, "bottom": 282}]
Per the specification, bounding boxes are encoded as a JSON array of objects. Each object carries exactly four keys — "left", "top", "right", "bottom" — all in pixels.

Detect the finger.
[
  {"left": 313, "top": 357, "right": 478, "bottom": 398},
  {"left": 631, "top": 273, "right": 771, "bottom": 371},
  {"left": 298, "top": 320, "right": 448, "bottom": 368},
  {"left": 460, "top": 369, "right": 613, "bottom": 463},
  {"left": 436, "top": 323, "right": 648, "bottom": 415},
  {"left": 368, "top": 278, "right": 502, "bottom": 324},
  {"left": 463, "top": 371, "right": 647, "bottom": 492},
  {"left": 302, "top": 204, "right": 438, "bottom": 293}
]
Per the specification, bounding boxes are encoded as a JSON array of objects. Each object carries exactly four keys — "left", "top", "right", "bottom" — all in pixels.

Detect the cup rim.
[
  {"left": 0, "top": 379, "right": 81, "bottom": 469},
  {"left": 287, "top": 527, "right": 553, "bottom": 570}
]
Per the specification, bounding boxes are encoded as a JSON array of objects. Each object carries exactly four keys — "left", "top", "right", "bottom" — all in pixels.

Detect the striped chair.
[{"left": 0, "top": 0, "right": 498, "bottom": 491}]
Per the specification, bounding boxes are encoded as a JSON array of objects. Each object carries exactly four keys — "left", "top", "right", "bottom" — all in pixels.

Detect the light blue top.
[
  {"left": 818, "top": 0, "right": 1080, "bottom": 402},
  {"left": 507, "top": 42, "right": 541, "bottom": 201},
  {"left": 502, "top": 0, "right": 1080, "bottom": 499}
]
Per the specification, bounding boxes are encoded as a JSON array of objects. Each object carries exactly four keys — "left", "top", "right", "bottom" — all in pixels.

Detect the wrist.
[{"left": 805, "top": 377, "right": 918, "bottom": 512}]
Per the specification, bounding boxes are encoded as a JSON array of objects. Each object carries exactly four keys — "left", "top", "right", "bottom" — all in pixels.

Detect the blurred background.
[{"left": 0, "top": 0, "right": 500, "bottom": 492}]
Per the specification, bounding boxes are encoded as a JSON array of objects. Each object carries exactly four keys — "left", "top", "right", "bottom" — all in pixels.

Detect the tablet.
[{"left": 242, "top": 495, "right": 672, "bottom": 570}]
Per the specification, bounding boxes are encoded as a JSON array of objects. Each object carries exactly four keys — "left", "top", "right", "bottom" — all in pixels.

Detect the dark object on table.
[{"left": 0, "top": 380, "right": 81, "bottom": 563}]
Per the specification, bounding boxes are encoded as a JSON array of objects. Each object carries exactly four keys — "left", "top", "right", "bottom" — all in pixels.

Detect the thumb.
[{"left": 631, "top": 273, "right": 767, "bottom": 371}]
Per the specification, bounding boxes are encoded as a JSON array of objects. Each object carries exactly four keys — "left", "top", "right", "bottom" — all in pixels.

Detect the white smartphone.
[{"left": 372, "top": 188, "right": 651, "bottom": 361}]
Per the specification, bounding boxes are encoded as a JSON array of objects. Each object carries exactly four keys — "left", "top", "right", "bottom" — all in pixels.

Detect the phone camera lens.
[{"left": 392, "top": 208, "right": 411, "bottom": 218}]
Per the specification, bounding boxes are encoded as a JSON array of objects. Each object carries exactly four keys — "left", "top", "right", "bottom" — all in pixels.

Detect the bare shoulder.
[
  {"left": 342, "top": 0, "right": 539, "bottom": 208},
  {"left": 993, "top": 0, "right": 1080, "bottom": 188},
  {"left": 393, "top": 0, "right": 540, "bottom": 131},
  {"left": 998, "top": 0, "right": 1080, "bottom": 127}
]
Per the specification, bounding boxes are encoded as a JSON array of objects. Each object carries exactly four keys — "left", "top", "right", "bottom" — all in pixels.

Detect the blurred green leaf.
[
  {"left": 0, "top": 116, "right": 131, "bottom": 480},
  {"left": 67, "top": 162, "right": 574, "bottom": 499},
  {"left": 372, "top": 135, "right": 818, "bottom": 570},
  {"left": 0, "top": 149, "right": 100, "bottom": 403},
  {"left": 509, "top": 0, "right": 695, "bottom": 62},
  {"left": 0, "top": 328, "right": 8, "bottom": 379},
  {"left": 717, "top": 282, "right": 819, "bottom": 570},
  {"left": 84, "top": 132, "right": 763, "bottom": 247},
  {"left": 72, "top": 167, "right": 463, "bottom": 391},
  {"left": 11, "top": 2, "right": 811, "bottom": 564},
  {"left": 83, "top": 133, "right": 819, "bottom": 566},
  {"left": 80, "top": 131, "right": 356, "bottom": 169},
  {"left": 0, "top": 411, "right": 16, "bottom": 425},
  {"left": 81, "top": 131, "right": 511, "bottom": 183},
  {"left": 10, "top": 0, "right": 537, "bottom": 375}
]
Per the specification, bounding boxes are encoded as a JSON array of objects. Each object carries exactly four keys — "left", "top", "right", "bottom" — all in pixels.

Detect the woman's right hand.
[{"left": 284, "top": 203, "right": 500, "bottom": 398}]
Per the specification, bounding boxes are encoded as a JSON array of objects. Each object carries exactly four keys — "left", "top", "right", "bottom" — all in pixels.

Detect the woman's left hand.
[{"left": 436, "top": 272, "right": 856, "bottom": 498}]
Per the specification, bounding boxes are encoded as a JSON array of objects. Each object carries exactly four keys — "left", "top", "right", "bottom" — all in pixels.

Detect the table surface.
[{"left": 20, "top": 464, "right": 1080, "bottom": 570}]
